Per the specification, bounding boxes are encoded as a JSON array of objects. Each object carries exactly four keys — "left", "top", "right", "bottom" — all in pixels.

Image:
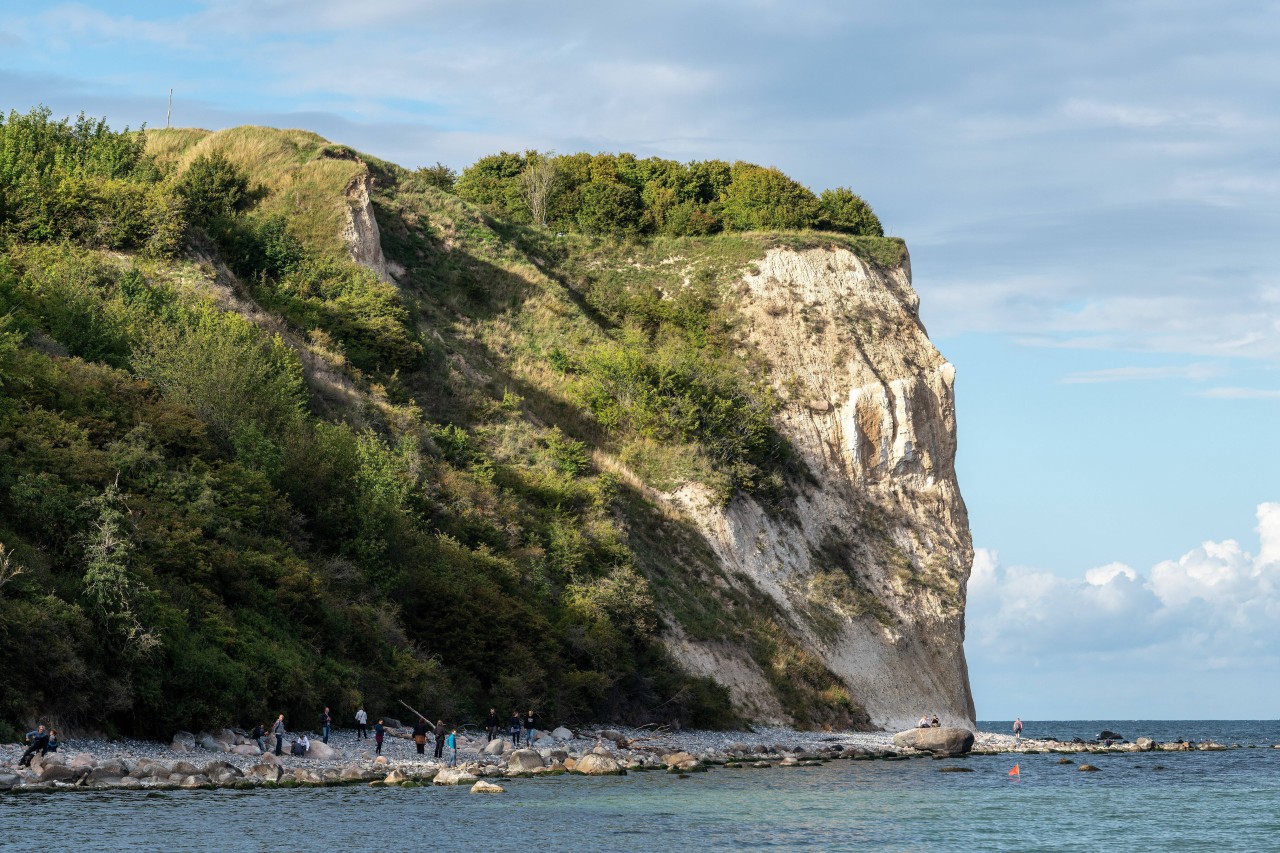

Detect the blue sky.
[{"left": 4, "top": 0, "right": 1278, "bottom": 719}]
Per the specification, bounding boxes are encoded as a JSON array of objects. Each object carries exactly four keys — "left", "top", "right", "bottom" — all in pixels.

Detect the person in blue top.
[
  {"left": 320, "top": 707, "right": 332, "bottom": 744},
  {"left": 44, "top": 730, "right": 58, "bottom": 755},
  {"left": 18, "top": 725, "right": 49, "bottom": 767},
  {"left": 445, "top": 729, "right": 458, "bottom": 767}
]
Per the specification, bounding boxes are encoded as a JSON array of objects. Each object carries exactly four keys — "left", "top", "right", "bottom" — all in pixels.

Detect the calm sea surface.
[{"left": 1, "top": 721, "right": 1277, "bottom": 852}]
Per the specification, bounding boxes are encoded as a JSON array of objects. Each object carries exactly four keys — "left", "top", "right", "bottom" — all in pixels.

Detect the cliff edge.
[{"left": 664, "top": 246, "right": 976, "bottom": 731}]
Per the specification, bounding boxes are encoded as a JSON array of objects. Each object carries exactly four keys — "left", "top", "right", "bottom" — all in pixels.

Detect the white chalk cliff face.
[
  {"left": 342, "top": 171, "right": 390, "bottom": 281},
  {"left": 666, "top": 246, "right": 977, "bottom": 731}
]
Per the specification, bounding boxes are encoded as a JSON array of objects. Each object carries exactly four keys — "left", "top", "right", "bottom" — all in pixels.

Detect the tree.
[
  {"left": 720, "top": 163, "right": 821, "bottom": 231},
  {"left": 455, "top": 152, "right": 527, "bottom": 219},
  {"left": 518, "top": 151, "right": 559, "bottom": 227},
  {"left": 576, "top": 180, "right": 641, "bottom": 237},
  {"left": 818, "top": 187, "right": 883, "bottom": 236},
  {"left": 175, "top": 151, "right": 255, "bottom": 223},
  {"left": 80, "top": 484, "right": 161, "bottom": 653}
]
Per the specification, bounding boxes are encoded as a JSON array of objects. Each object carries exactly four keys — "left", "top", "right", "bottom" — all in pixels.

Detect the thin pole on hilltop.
[{"left": 166, "top": 89, "right": 172, "bottom": 129}]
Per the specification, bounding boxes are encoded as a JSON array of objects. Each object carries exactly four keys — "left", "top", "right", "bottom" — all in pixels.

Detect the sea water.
[{"left": 2, "top": 721, "right": 1277, "bottom": 852}]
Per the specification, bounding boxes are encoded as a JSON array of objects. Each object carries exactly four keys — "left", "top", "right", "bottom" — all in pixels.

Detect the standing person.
[
  {"left": 252, "top": 723, "right": 266, "bottom": 752},
  {"left": 1013, "top": 718, "right": 1023, "bottom": 742},
  {"left": 374, "top": 720, "right": 385, "bottom": 755},
  {"left": 413, "top": 717, "right": 430, "bottom": 755},
  {"left": 272, "top": 714, "right": 286, "bottom": 756},
  {"left": 355, "top": 706, "right": 368, "bottom": 739},
  {"left": 433, "top": 719, "right": 446, "bottom": 759},
  {"left": 524, "top": 709, "right": 539, "bottom": 746},
  {"left": 509, "top": 711, "right": 522, "bottom": 747},
  {"left": 320, "top": 707, "right": 332, "bottom": 744},
  {"left": 18, "top": 726, "right": 48, "bottom": 767},
  {"left": 485, "top": 708, "right": 499, "bottom": 743},
  {"left": 445, "top": 729, "right": 458, "bottom": 768}
]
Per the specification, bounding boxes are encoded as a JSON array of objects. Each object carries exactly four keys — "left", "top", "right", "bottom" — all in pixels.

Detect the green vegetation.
[
  {"left": 0, "top": 107, "right": 904, "bottom": 738},
  {"left": 456, "top": 150, "right": 884, "bottom": 239}
]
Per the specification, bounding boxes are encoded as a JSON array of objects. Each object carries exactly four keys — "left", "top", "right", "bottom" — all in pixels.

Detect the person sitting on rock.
[
  {"left": 930, "top": 715, "right": 941, "bottom": 727},
  {"left": 918, "top": 714, "right": 930, "bottom": 728},
  {"left": 291, "top": 735, "right": 307, "bottom": 756},
  {"left": 18, "top": 725, "right": 49, "bottom": 767},
  {"left": 44, "top": 730, "right": 58, "bottom": 755}
]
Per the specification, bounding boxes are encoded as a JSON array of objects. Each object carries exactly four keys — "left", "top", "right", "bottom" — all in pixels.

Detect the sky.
[{"left": 3, "top": 0, "right": 1277, "bottom": 719}]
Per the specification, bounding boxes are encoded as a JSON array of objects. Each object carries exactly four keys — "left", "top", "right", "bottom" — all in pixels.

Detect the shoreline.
[{"left": 2, "top": 725, "right": 1274, "bottom": 794}]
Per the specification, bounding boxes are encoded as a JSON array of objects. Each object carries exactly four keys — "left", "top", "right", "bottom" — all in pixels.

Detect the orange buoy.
[{"left": 1008, "top": 764, "right": 1020, "bottom": 776}]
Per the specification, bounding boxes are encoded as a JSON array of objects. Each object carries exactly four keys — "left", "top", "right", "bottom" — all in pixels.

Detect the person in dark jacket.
[
  {"left": 524, "top": 709, "right": 540, "bottom": 745},
  {"left": 320, "top": 707, "right": 332, "bottom": 744},
  {"left": 374, "top": 720, "right": 385, "bottom": 755},
  {"left": 272, "top": 714, "right": 286, "bottom": 756},
  {"left": 509, "top": 711, "right": 522, "bottom": 747},
  {"left": 252, "top": 723, "right": 266, "bottom": 752},
  {"left": 44, "top": 730, "right": 58, "bottom": 755},
  {"left": 18, "top": 726, "right": 49, "bottom": 767},
  {"left": 433, "top": 719, "right": 447, "bottom": 759},
  {"left": 412, "top": 717, "right": 430, "bottom": 754},
  {"left": 485, "top": 708, "right": 499, "bottom": 742}
]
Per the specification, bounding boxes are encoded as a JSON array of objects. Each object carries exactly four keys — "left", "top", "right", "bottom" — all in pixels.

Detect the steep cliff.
[{"left": 662, "top": 247, "right": 976, "bottom": 731}]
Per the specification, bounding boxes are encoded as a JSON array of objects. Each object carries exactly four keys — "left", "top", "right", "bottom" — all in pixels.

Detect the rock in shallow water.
[
  {"left": 574, "top": 754, "right": 623, "bottom": 776},
  {"left": 471, "top": 780, "right": 504, "bottom": 794},
  {"left": 892, "top": 728, "right": 975, "bottom": 756}
]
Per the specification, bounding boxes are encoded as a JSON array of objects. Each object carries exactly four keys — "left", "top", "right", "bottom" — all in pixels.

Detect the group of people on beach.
[
  {"left": 18, "top": 725, "right": 58, "bottom": 767},
  {"left": 916, "top": 713, "right": 942, "bottom": 728},
  {"left": 243, "top": 705, "right": 543, "bottom": 765}
]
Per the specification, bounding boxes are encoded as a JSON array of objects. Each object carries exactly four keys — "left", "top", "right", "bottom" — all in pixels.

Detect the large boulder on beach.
[
  {"left": 340, "top": 766, "right": 366, "bottom": 781},
  {"left": 552, "top": 726, "right": 573, "bottom": 741},
  {"left": 306, "top": 741, "right": 337, "bottom": 760},
  {"left": 38, "top": 764, "right": 78, "bottom": 783},
  {"left": 661, "top": 751, "right": 698, "bottom": 770},
  {"left": 892, "top": 728, "right": 975, "bottom": 756},
  {"left": 574, "top": 753, "right": 624, "bottom": 775},
  {"left": 483, "top": 738, "right": 509, "bottom": 755},
  {"left": 233, "top": 744, "right": 261, "bottom": 757},
  {"left": 248, "top": 763, "right": 283, "bottom": 783},
  {"left": 472, "top": 780, "right": 505, "bottom": 793},
  {"left": 171, "top": 731, "right": 196, "bottom": 752},
  {"left": 180, "top": 774, "right": 210, "bottom": 788},
  {"left": 1135, "top": 737, "right": 1156, "bottom": 752},
  {"left": 508, "top": 749, "right": 545, "bottom": 771},
  {"left": 433, "top": 768, "right": 478, "bottom": 786},
  {"left": 0, "top": 772, "right": 21, "bottom": 790},
  {"left": 381, "top": 717, "right": 403, "bottom": 730}
]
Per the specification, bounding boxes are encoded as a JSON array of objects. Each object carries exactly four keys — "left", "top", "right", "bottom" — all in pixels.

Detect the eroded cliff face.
[
  {"left": 664, "top": 246, "right": 976, "bottom": 731},
  {"left": 342, "top": 171, "right": 391, "bottom": 281}
]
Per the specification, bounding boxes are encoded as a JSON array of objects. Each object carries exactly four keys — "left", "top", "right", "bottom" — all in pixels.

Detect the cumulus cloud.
[{"left": 967, "top": 503, "right": 1280, "bottom": 667}]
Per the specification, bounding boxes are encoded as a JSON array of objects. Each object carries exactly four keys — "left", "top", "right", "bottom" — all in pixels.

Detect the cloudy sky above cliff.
[{"left": 4, "top": 0, "right": 1277, "bottom": 718}]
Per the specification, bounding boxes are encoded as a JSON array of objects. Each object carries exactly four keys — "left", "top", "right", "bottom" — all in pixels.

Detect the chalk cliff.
[{"left": 664, "top": 247, "right": 976, "bottom": 731}]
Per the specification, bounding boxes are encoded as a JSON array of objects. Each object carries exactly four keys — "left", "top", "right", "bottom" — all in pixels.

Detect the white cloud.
[
  {"left": 1195, "top": 387, "right": 1280, "bottom": 399},
  {"left": 967, "top": 503, "right": 1280, "bottom": 666},
  {"left": 1061, "top": 363, "right": 1219, "bottom": 384}
]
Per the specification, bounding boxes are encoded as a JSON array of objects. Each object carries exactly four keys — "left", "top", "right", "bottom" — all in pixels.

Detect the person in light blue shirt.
[{"left": 445, "top": 730, "right": 458, "bottom": 767}]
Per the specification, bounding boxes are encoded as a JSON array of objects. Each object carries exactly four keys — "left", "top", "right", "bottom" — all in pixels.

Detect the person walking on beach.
[
  {"left": 252, "top": 723, "right": 266, "bottom": 752},
  {"left": 433, "top": 719, "right": 447, "bottom": 759},
  {"left": 374, "top": 720, "right": 385, "bottom": 755},
  {"left": 413, "top": 716, "right": 430, "bottom": 755},
  {"left": 320, "top": 707, "right": 332, "bottom": 744},
  {"left": 485, "top": 708, "right": 499, "bottom": 742},
  {"left": 1013, "top": 718, "right": 1023, "bottom": 742},
  {"left": 355, "top": 706, "right": 368, "bottom": 739},
  {"left": 18, "top": 726, "right": 48, "bottom": 767},
  {"left": 524, "top": 709, "right": 539, "bottom": 746},
  {"left": 509, "top": 711, "right": 522, "bottom": 746},
  {"left": 445, "top": 729, "right": 458, "bottom": 767},
  {"left": 272, "top": 714, "right": 286, "bottom": 756}
]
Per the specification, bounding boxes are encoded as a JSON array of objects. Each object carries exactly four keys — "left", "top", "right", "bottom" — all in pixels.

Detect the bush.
[
  {"left": 175, "top": 151, "right": 256, "bottom": 224},
  {"left": 818, "top": 187, "right": 883, "bottom": 236}
]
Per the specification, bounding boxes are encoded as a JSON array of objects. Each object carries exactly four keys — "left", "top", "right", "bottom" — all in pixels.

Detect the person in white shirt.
[{"left": 355, "top": 706, "right": 369, "bottom": 739}]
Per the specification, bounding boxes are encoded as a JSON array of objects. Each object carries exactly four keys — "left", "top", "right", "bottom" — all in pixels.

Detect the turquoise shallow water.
[{"left": 2, "top": 722, "right": 1277, "bottom": 852}]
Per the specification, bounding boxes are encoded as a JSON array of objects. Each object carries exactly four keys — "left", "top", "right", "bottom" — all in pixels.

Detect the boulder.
[
  {"left": 381, "top": 717, "right": 403, "bottom": 730},
  {"left": 115, "top": 776, "right": 142, "bottom": 789},
  {"left": 548, "top": 748, "right": 569, "bottom": 763},
  {"left": 38, "top": 764, "right": 78, "bottom": 783},
  {"left": 374, "top": 756, "right": 389, "bottom": 765},
  {"left": 171, "top": 731, "right": 196, "bottom": 752},
  {"left": 892, "top": 728, "right": 975, "bottom": 756},
  {"left": 249, "top": 763, "right": 283, "bottom": 783},
  {"left": 292, "top": 769, "right": 322, "bottom": 784},
  {"left": 563, "top": 757, "right": 577, "bottom": 771},
  {"left": 69, "top": 753, "right": 95, "bottom": 769},
  {"left": 197, "top": 733, "right": 224, "bottom": 752},
  {"left": 1078, "top": 764, "right": 1100, "bottom": 772},
  {"left": 384, "top": 769, "right": 407, "bottom": 784},
  {"left": 306, "top": 741, "right": 337, "bottom": 760},
  {"left": 211, "top": 768, "right": 241, "bottom": 785},
  {"left": 233, "top": 744, "right": 261, "bottom": 757},
  {"left": 433, "top": 768, "right": 478, "bottom": 786},
  {"left": 1098, "top": 731, "right": 1123, "bottom": 741},
  {"left": 574, "top": 753, "right": 624, "bottom": 776},
  {"left": 0, "top": 772, "right": 21, "bottom": 790},
  {"left": 180, "top": 774, "right": 210, "bottom": 788},
  {"left": 202, "top": 760, "right": 236, "bottom": 776},
  {"left": 662, "top": 751, "right": 698, "bottom": 770},
  {"left": 507, "top": 749, "right": 545, "bottom": 772},
  {"left": 483, "top": 739, "right": 508, "bottom": 756},
  {"left": 600, "top": 729, "right": 625, "bottom": 743},
  {"left": 340, "top": 766, "right": 366, "bottom": 781},
  {"left": 471, "top": 780, "right": 505, "bottom": 794},
  {"left": 1135, "top": 737, "right": 1156, "bottom": 752},
  {"left": 551, "top": 726, "right": 574, "bottom": 741}
]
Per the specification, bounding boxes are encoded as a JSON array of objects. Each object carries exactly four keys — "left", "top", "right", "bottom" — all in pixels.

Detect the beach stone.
[
  {"left": 1135, "top": 737, "right": 1156, "bottom": 751},
  {"left": 292, "top": 769, "right": 322, "bottom": 784},
  {"left": 233, "top": 744, "right": 261, "bottom": 756},
  {"left": 433, "top": 768, "right": 478, "bottom": 786},
  {"left": 892, "top": 728, "right": 975, "bottom": 756},
  {"left": 212, "top": 768, "right": 241, "bottom": 785},
  {"left": 0, "top": 772, "right": 20, "bottom": 790},
  {"left": 115, "top": 776, "right": 142, "bottom": 789},
  {"left": 1098, "top": 730, "right": 1123, "bottom": 741},
  {"left": 374, "top": 756, "right": 389, "bottom": 764},
  {"left": 552, "top": 726, "right": 573, "bottom": 741},
  {"left": 563, "top": 757, "right": 577, "bottom": 771},
  {"left": 340, "top": 766, "right": 365, "bottom": 781},
  {"left": 181, "top": 774, "right": 210, "bottom": 788},
  {"left": 600, "top": 729, "right": 625, "bottom": 742},
  {"left": 575, "top": 753, "right": 624, "bottom": 776},
  {"left": 68, "top": 753, "right": 94, "bottom": 769},
  {"left": 592, "top": 745, "right": 611, "bottom": 756},
  {"left": 172, "top": 761, "right": 201, "bottom": 776},
  {"left": 483, "top": 739, "right": 508, "bottom": 755},
  {"left": 384, "top": 769, "right": 408, "bottom": 784},
  {"left": 38, "top": 765, "right": 77, "bottom": 783},
  {"left": 382, "top": 717, "right": 403, "bottom": 729},
  {"left": 197, "top": 733, "right": 223, "bottom": 752},
  {"left": 548, "top": 748, "right": 569, "bottom": 763},
  {"left": 471, "top": 780, "right": 505, "bottom": 794},
  {"left": 508, "top": 749, "right": 545, "bottom": 771},
  {"left": 249, "top": 763, "right": 283, "bottom": 783},
  {"left": 306, "top": 741, "right": 337, "bottom": 760},
  {"left": 171, "top": 731, "right": 196, "bottom": 752},
  {"left": 1078, "top": 764, "right": 1100, "bottom": 772},
  {"left": 662, "top": 751, "right": 698, "bottom": 770}
]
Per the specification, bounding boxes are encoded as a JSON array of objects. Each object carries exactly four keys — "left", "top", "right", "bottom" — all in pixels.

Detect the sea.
[{"left": 1, "top": 721, "right": 1277, "bottom": 852}]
